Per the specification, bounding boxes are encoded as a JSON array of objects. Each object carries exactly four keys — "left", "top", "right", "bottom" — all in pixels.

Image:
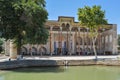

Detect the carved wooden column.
[
  {"left": 99, "top": 33, "right": 102, "bottom": 54},
  {"left": 86, "top": 28, "right": 89, "bottom": 54},
  {"left": 66, "top": 27, "right": 69, "bottom": 55},
  {"left": 78, "top": 27, "right": 80, "bottom": 55},
  {"left": 60, "top": 27, "right": 62, "bottom": 55},
  {"left": 102, "top": 28, "right": 105, "bottom": 55},
  {"left": 69, "top": 27, "right": 72, "bottom": 55},
  {"left": 74, "top": 28, "right": 77, "bottom": 54},
  {"left": 50, "top": 26, "right": 53, "bottom": 56},
  {"left": 83, "top": 28, "right": 85, "bottom": 55}
]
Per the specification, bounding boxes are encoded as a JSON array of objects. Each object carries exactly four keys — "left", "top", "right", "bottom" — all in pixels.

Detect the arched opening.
[
  {"left": 31, "top": 47, "right": 37, "bottom": 55},
  {"left": 21, "top": 47, "right": 27, "bottom": 55},
  {"left": 66, "top": 23, "right": 70, "bottom": 29},
  {"left": 39, "top": 47, "right": 47, "bottom": 56},
  {"left": 61, "top": 23, "right": 66, "bottom": 31},
  {"left": 85, "top": 47, "right": 91, "bottom": 55}
]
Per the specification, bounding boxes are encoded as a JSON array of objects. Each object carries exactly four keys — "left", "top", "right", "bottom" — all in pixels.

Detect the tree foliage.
[
  {"left": 0, "top": 38, "right": 3, "bottom": 53},
  {"left": 78, "top": 5, "right": 107, "bottom": 33},
  {"left": 78, "top": 5, "right": 108, "bottom": 59},
  {"left": 0, "top": 0, "right": 49, "bottom": 54}
]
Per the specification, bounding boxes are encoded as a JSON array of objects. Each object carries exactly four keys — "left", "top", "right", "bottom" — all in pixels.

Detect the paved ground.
[
  {"left": 0, "top": 55, "right": 120, "bottom": 62},
  {"left": 24, "top": 55, "right": 119, "bottom": 60}
]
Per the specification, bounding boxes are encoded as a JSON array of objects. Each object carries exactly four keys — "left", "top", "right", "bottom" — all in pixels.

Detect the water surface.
[{"left": 0, "top": 66, "right": 120, "bottom": 80}]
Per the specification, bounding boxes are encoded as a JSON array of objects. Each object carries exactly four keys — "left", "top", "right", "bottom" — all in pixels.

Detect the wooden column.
[
  {"left": 69, "top": 27, "right": 72, "bottom": 55},
  {"left": 78, "top": 27, "right": 80, "bottom": 55},
  {"left": 83, "top": 28, "right": 85, "bottom": 55},
  {"left": 50, "top": 26, "right": 53, "bottom": 56},
  {"left": 87, "top": 28, "right": 89, "bottom": 54},
  {"left": 60, "top": 27, "right": 62, "bottom": 55},
  {"left": 67, "top": 28, "right": 69, "bottom": 54}
]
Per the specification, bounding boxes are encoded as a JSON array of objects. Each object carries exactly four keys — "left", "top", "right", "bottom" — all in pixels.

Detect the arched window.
[
  {"left": 66, "top": 23, "right": 70, "bottom": 30},
  {"left": 31, "top": 47, "right": 37, "bottom": 55},
  {"left": 21, "top": 47, "right": 27, "bottom": 55},
  {"left": 39, "top": 47, "right": 47, "bottom": 55},
  {"left": 61, "top": 23, "right": 65, "bottom": 27},
  {"left": 61, "top": 23, "right": 65, "bottom": 30}
]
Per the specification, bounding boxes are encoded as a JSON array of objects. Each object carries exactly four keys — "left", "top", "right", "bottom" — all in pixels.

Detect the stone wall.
[{"left": 0, "top": 59, "right": 120, "bottom": 70}]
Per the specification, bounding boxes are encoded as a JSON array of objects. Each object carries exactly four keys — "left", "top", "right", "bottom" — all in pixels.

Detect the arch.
[
  {"left": 39, "top": 47, "right": 47, "bottom": 55},
  {"left": 31, "top": 47, "right": 37, "bottom": 55},
  {"left": 66, "top": 23, "right": 70, "bottom": 29},
  {"left": 85, "top": 47, "right": 91, "bottom": 55},
  {"left": 61, "top": 23, "right": 65, "bottom": 27},
  {"left": 21, "top": 47, "right": 27, "bottom": 55},
  {"left": 61, "top": 23, "right": 66, "bottom": 31}
]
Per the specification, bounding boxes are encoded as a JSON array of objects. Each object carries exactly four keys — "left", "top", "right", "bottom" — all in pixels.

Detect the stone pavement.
[{"left": 0, "top": 55, "right": 119, "bottom": 62}]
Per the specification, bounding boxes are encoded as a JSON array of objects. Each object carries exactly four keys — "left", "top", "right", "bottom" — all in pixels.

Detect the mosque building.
[{"left": 5, "top": 16, "right": 118, "bottom": 58}]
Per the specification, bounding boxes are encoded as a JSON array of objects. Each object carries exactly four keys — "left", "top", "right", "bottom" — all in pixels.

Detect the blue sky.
[{"left": 46, "top": 0, "right": 120, "bottom": 34}]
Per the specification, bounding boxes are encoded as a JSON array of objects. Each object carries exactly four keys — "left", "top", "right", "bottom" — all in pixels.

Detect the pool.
[{"left": 0, "top": 66, "right": 120, "bottom": 80}]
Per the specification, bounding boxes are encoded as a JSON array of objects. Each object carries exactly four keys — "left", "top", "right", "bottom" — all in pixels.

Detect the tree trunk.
[{"left": 92, "top": 33, "right": 98, "bottom": 60}]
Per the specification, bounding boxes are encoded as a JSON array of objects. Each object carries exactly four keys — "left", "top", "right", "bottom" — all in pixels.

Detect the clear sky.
[{"left": 45, "top": 0, "right": 120, "bottom": 34}]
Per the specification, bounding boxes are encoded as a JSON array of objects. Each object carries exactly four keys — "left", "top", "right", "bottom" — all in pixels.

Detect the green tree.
[
  {"left": 78, "top": 5, "right": 107, "bottom": 59},
  {"left": 0, "top": 38, "right": 3, "bottom": 53},
  {"left": 0, "top": 0, "right": 49, "bottom": 55}
]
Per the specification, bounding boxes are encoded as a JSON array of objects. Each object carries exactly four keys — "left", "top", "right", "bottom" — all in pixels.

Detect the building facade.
[{"left": 5, "top": 16, "right": 118, "bottom": 57}]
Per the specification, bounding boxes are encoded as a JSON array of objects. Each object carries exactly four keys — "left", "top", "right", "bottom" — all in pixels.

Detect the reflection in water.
[
  {"left": 8, "top": 67, "right": 65, "bottom": 73},
  {"left": 0, "top": 76, "right": 4, "bottom": 80},
  {"left": 0, "top": 66, "right": 120, "bottom": 80}
]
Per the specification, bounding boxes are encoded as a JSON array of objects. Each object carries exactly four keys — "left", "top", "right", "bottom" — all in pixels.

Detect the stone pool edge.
[{"left": 0, "top": 59, "right": 120, "bottom": 70}]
